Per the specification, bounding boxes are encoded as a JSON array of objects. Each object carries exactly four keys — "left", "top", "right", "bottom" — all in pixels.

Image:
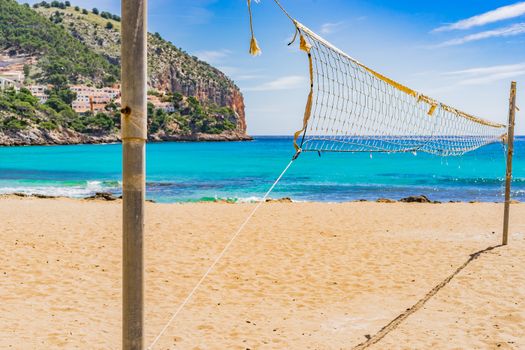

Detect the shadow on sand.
[{"left": 352, "top": 244, "right": 504, "bottom": 350}]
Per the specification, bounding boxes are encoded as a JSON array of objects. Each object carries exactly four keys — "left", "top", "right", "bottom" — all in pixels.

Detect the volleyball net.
[{"left": 290, "top": 22, "right": 507, "bottom": 156}]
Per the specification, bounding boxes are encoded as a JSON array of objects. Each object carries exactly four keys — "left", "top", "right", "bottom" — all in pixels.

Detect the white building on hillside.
[
  {"left": 70, "top": 85, "right": 121, "bottom": 113},
  {"left": 0, "top": 77, "right": 18, "bottom": 91},
  {"left": 27, "top": 85, "right": 50, "bottom": 103}
]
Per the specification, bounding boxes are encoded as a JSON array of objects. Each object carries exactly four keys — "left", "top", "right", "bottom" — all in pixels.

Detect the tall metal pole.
[
  {"left": 503, "top": 81, "right": 517, "bottom": 246},
  {"left": 121, "top": 0, "right": 147, "bottom": 349}
]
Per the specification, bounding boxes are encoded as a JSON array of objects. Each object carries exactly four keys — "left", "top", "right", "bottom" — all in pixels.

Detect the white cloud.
[
  {"left": 245, "top": 76, "right": 306, "bottom": 92},
  {"left": 458, "top": 70, "right": 525, "bottom": 85},
  {"left": 320, "top": 21, "right": 345, "bottom": 35},
  {"left": 218, "top": 66, "right": 262, "bottom": 82},
  {"left": 194, "top": 49, "right": 231, "bottom": 63},
  {"left": 444, "top": 62, "right": 525, "bottom": 76},
  {"left": 433, "top": 22, "right": 525, "bottom": 47},
  {"left": 443, "top": 62, "right": 525, "bottom": 85},
  {"left": 434, "top": 2, "right": 525, "bottom": 32},
  {"left": 234, "top": 74, "right": 263, "bottom": 81}
]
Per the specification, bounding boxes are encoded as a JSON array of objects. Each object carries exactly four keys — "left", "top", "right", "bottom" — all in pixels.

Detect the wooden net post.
[
  {"left": 121, "top": 0, "right": 147, "bottom": 348},
  {"left": 503, "top": 81, "right": 517, "bottom": 246}
]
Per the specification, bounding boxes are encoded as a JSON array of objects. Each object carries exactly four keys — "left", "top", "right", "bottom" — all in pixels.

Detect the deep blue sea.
[{"left": 0, "top": 136, "right": 524, "bottom": 203}]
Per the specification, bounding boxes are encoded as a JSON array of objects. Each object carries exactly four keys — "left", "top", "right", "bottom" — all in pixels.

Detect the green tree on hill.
[
  {"left": 35, "top": 1, "right": 51, "bottom": 8},
  {"left": 0, "top": 0, "right": 120, "bottom": 86},
  {"left": 0, "top": 0, "right": 243, "bottom": 141},
  {"left": 0, "top": 87, "right": 39, "bottom": 131},
  {"left": 44, "top": 96, "right": 70, "bottom": 113},
  {"left": 23, "top": 64, "right": 31, "bottom": 79},
  {"left": 172, "top": 92, "right": 183, "bottom": 108}
]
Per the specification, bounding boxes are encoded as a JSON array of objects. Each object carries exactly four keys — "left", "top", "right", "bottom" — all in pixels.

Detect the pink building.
[
  {"left": 70, "top": 85, "right": 121, "bottom": 113},
  {"left": 27, "top": 85, "right": 51, "bottom": 104}
]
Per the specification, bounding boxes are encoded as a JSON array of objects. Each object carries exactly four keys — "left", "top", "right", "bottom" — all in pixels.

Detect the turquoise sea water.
[{"left": 0, "top": 136, "right": 524, "bottom": 203}]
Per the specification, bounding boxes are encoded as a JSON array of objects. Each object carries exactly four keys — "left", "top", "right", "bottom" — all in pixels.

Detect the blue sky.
[{"left": 21, "top": 0, "right": 525, "bottom": 134}]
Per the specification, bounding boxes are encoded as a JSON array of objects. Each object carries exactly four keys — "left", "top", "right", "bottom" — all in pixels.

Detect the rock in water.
[
  {"left": 266, "top": 197, "right": 293, "bottom": 203},
  {"left": 12, "top": 193, "right": 29, "bottom": 197},
  {"left": 33, "top": 194, "right": 57, "bottom": 199},
  {"left": 399, "top": 195, "right": 432, "bottom": 203},
  {"left": 376, "top": 198, "right": 396, "bottom": 203},
  {"left": 85, "top": 192, "right": 118, "bottom": 201}
]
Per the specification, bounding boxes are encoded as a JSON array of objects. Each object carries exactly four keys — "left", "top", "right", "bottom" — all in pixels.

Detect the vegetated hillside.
[
  {"left": 0, "top": 0, "right": 250, "bottom": 145},
  {"left": 0, "top": 86, "right": 120, "bottom": 145},
  {"left": 34, "top": 4, "right": 248, "bottom": 138},
  {"left": 0, "top": 0, "right": 119, "bottom": 86}
]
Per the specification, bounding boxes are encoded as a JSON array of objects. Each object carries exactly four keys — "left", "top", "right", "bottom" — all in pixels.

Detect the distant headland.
[{"left": 0, "top": 0, "right": 251, "bottom": 146}]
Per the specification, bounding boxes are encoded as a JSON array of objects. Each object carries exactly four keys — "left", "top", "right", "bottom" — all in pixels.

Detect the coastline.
[
  {"left": 0, "top": 130, "right": 252, "bottom": 146},
  {"left": 1, "top": 197, "right": 523, "bottom": 348},
  {"left": 1, "top": 192, "right": 519, "bottom": 204},
  {"left": 148, "top": 132, "right": 253, "bottom": 142}
]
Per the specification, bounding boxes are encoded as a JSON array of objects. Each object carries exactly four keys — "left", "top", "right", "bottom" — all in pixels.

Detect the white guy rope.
[{"left": 147, "top": 158, "right": 296, "bottom": 349}]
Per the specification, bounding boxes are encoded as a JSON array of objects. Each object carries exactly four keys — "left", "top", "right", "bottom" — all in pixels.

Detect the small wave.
[
  {"left": 191, "top": 196, "right": 237, "bottom": 203},
  {"left": 236, "top": 196, "right": 265, "bottom": 203},
  {"left": 180, "top": 195, "right": 298, "bottom": 204},
  {"left": 447, "top": 177, "right": 525, "bottom": 185},
  {"left": 0, "top": 180, "right": 120, "bottom": 198}
]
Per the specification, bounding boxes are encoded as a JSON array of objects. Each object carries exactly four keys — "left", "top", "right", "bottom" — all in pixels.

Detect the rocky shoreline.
[
  {"left": 0, "top": 128, "right": 252, "bottom": 146},
  {"left": 148, "top": 131, "right": 253, "bottom": 143},
  {"left": 2, "top": 192, "right": 519, "bottom": 204}
]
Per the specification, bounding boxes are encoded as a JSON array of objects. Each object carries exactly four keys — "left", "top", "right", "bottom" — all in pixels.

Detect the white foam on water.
[
  {"left": 0, "top": 180, "right": 119, "bottom": 198},
  {"left": 235, "top": 196, "right": 265, "bottom": 203},
  {"left": 235, "top": 196, "right": 300, "bottom": 203}
]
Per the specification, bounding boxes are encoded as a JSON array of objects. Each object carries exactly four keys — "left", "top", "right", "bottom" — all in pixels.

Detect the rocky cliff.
[
  {"left": 34, "top": 5, "right": 248, "bottom": 136},
  {"left": 147, "top": 34, "right": 247, "bottom": 134},
  {"left": 0, "top": 1, "right": 250, "bottom": 145}
]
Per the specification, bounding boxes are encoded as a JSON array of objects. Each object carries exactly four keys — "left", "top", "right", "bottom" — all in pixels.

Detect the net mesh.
[{"left": 293, "top": 22, "right": 507, "bottom": 156}]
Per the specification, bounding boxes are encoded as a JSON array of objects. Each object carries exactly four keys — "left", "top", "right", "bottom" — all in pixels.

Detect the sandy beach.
[{"left": 1, "top": 197, "right": 524, "bottom": 349}]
